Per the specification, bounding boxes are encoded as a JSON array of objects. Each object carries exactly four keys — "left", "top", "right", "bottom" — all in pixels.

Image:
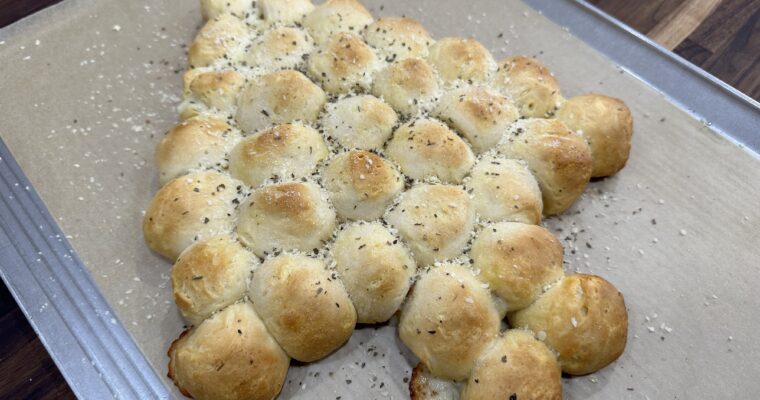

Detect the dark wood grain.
[{"left": 0, "top": 0, "right": 63, "bottom": 28}]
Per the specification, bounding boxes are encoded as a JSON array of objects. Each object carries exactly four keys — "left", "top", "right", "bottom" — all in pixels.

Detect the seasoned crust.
[
  {"left": 509, "top": 274, "right": 629, "bottom": 375},
  {"left": 372, "top": 57, "right": 441, "bottom": 116},
  {"left": 228, "top": 123, "right": 329, "bottom": 188},
  {"left": 200, "top": 0, "right": 252, "bottom": 20},
  {"left": 471, "top": 222, "right": 564, "bottom": 312},
  {"left": 498, "top": 118, "right": 592, "bottom": 215},
  {"left": 143, "top": 171, "right": 242, "bottom": 260},
  {"left": 185, "top": 69, "right": 245, "bottom": 114},
  {"left": 385, "top": 118, "right": 475, "bottom": 184},
  {"left": 364, "top": 17, "right": 434, "bottom": 61},
  {"left": 167, "top": 302, "right": 290, "bottom": 400},
  {"left": 323, "top": 150, "right": 403, "bottom": 220},
  {"left": 188, "top": 14, "right": 248, "bottom": 68},
  {"left": 303, "top": 0, "right": 374, "bottom": 45},
  {"left": 321, "top": 94, "right": 398, "bottom": 150},
  {"left": 409, "top": 363, "right": 461, "bottom": 400},
  {"left": 427, "top": 37, "right": 496, "bottom": 85},
  {"left": 249, "top": 254, "right": 357, "bottom": 362},
  {"left": 258, "top": 0, "right": 315, "bottom": 24},
  {"left": 399, "top": 262, "right": 501, "bottom": 381},
  {"left": 307, "top": 31, "right": 379, "bottom": 94},
  {"left": 243, "top": 26, "right": 314, "bottom": 72},
  {"left": 492, "top": 56, "right": 563, "bottom": 118},
  {"left": 556, "top": 94, "right": 634, "bottom": 177}
]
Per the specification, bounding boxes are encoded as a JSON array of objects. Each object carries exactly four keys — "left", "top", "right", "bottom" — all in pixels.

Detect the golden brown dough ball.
[
  {"left": 243, "top": 26, "right": 314, "bottom": 72},
  {"left": 303, "top": 0, "right": 374, "bottom": 45},
  {"left": 321, "top": 95, "right": 398, "bottom": 150},
  {"left": 385, "top": 118, "right": 475, "bottom": 184},
  {"left": 466, "top": 153, "right": 542, "bottom": 225},
  {"left": 492, "top": 56, "right": 563, "bottom": 118},
  {"left": 385, "top": 184, "right": 475, "bottom": 267},
  {"left": 200, "top": 0, "right": 253, "bottom": 20},
  {"left": 154, "top": 116, "right": 238, "bottom": 185},
  {"left": 322, "top": 150, "right": 403, "bottom": 220},
  {"left": 185, "top": 69, "right": 245, "bottom": 114},
  {"left": 237, "top": 182, "right": 336, "bottom": 257},
  {"left": 364, "top": 17, "right": 434, "bottom": 61},
  {"left": 228, "top": 123, "right": 329, "bottom": 188},
  {"left": 249, "top": 254, "right": 356, "bottom": 361},
  {"left": 144, "top": 171, "right": 242, "bottom": 260},
  {"left": 461, "top": 330, "right": 562, "bottom": 400},
  {"left": 498, "top": 118, "right": 592, "bottom": 215},
  {"left": 235, "top": 70, "right": 327, "bottom": 134},
  {"left": 168, "top": 302, "right": 289, "bottom": 400},
  {"left": 188, "top": 14, "right": 248, "bottom": 68},
  {"left": 332, "top": 222, "right": 416, "bottom": 323},
  {"left": 434, "top": 86, "right": 519, "bottom": 154},
  {"left": 372, "top": 57, "right": 441, "bottom": 116},
  {"left": 556, "top": 94, "right": 634, "bottom": 177},
  {"left": 258, "top": 0, "right": 315, "bottom": 24},
  {"left": 427, "top": 37, "right": 496, "bottom": 85},
  {"left": 171, "top": 236, "right": 256, "bottom": 325},
  {"left": 471, "top": 222, "right": 564, "bottom": 312},
  {"left": 307, "top": 32, "right": 380, "bottom": 94},
  {"left": 509, "top": 274, "right": 628, "bottom": 375},
  {"left": 399, "top": 262, "right": 500, "bottom": 381}
]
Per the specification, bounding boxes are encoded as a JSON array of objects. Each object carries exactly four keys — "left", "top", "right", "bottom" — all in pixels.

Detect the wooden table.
[{"left": 0, "top": 1, "right": 757, "bottom": 399}]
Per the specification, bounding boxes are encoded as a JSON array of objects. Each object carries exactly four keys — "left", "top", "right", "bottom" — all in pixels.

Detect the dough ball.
[
  {"left": 144, "top": 171, "right": 242, "bottom": 260},
  {"left": 243, "top": 26, "right": 314, "bottom": 72},
  {"left": 332, "top": 222, "right": 416, "bottom": 323},
  {"left": 492, "top": 56, "right": 563, "bottom": 118},
  {"left": 372, "top": 57, "right": 441, "bottom": 116},
  {"left": 236, "top": 70, "right": 327, "bottom": 134},
  {"left": 385, "top": 184, "right": 475, "bottom": 267},
  {"left": 321, "top": 94, "right": 398, "bottom": 150},
  {"left": 498, "top": 118, "right": 592, "bottom": 215},
  {"left": 188, "top": 14, "right": 249, "bottom": 68},
  {"left": 399, "top": 262, "right": 500, "bottom": 380},
  {"left": 171, "top": 236, "right": 256, "bottom": 325},
  {"left": 307, "top": 32, "right": 380, "bottom": 94},
  {"left": 556, "top": 94, "right": 633, "bottom": 177},
  {"left": 509, "top": 274, "right": 629, "bottom": 375},
  {"left": 364, "top": 17, "right": 434, "bottom": 61},
  {"left": 155, "top": 116, "right": 238, "bottom": 185},
  {"left": 461, "top": 330, "right": 562, "bottom": 400},
  {"left": 168, "top": 302, "right": 289, "bottom": 400},
  {"left": 467, "top": 153, "right": 542, "bottom": 224},
  {"left": 427, "top": 37, "right": 496, "bottom": 85},
  {"left": 323, "top": 150, "right": 403, "bottom": 220},
  {"left": 200, "top": 0, "right": 253, "bottom": 20},
  {"left": 237, "top": 182, "right": 336, "bottom": 257},
  {"left": 303, "top": 0, "right": 374, "bottom": 45},
  {"left": 258, "top": 0, "right": 315, "bottom": 24},
  {"left": 471, "top": 222, "right": 564, "bottom": 311},
  {"left": 185, "top": 69, "right": 245, "bottom": 114},
  {"left": 228, "top": 123, "right": 329, "bottom": 188},
  {"left": 434, "top": 86, "right": 519, "bottom": 154},
  {"left": 249, "top": 254, "right": 357, "bottom": 361},
  {"left": 385, "top": 118, "right": 475, "bottom": 184}
]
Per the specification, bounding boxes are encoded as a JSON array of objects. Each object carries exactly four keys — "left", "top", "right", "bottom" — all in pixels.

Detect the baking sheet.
[{"left": 1, "top": 0, "right": 759, "bottom": 398}]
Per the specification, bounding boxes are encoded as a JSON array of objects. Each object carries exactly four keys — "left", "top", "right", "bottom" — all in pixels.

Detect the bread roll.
[
  {"left": 408, "top": 363, "right": 461, "bottom": 400},
  {"left": 303, "top": 0, "right": 374, "bottom": 45},
  {"left": 364, "top": 17, "right": 434, "bottom": 61},
  {"left": 427, "top": 37, "right": 496, "bottom": 86},
  {"left": 243, "top": 26, "right": 314, "bottom": 72},
  {"left": 434, "top": 86, "right": 519, "bottom": 154},
  {"left": 172, "top": 236, "right": 256, "bottom": 325},
  {"left": 188, "top": 14, "right": 248, "bottom": 68},
  {"left": 307, "top": 32, "right": 380, "bottom": 95},
  {"left": 322, "top": 150, "right": 403, "bottom": 220},
  {"left": 509, "top": 274, "right": 628, "bottom": 375},
  {"left": 556, "top": 94, "right": 634, "bottom": 177},
  {"left": 460, "top": 330, "right": 562, "bottom": 400},
  {"left": 471, "top": 222, "right": 564, "bottom": 312},
  {"left": 332, "top": 222, "right": 416, "bottom": 323},
  {"left": 492, "top": 56, "right": 563, "bottom": 118},
  {"left": 144, "top": 171, "right": 242, "bottom": 260},
  {"left": 200, "top": 0, "right": 252, "bottom": 21},
  {"left": 155, "top": 116, "right": 238, "bottom": 185},
  {"left": 399, "top": 262, "right": 500, "bottom": 381},
  {"left": 467, "top": 153, "right": 542, "bottom": 225},
  {"left": 372, "top": 57, "right": 441, "bottom": 116},
  {"left": 321, "top": 95, "right": 398, "bottom": 150},
  {"left": 237, "top": 182, "right": 336, "bottom": 257},
  {"left": 235, "top": 70, "right": 327, "bottom": 134},
  {"left": 498, "top": 118, "right": 592, "bottom": 215},
  {"left": 185, "top": 69, "right": 245, "bottom": 114},
  {"left": 249, "top": 254, "right": 357, "bottom": 361},
  {"left": 228, "top": 123, "right": 329, "bottom": 188},
  {"left": 258, "top": 0, "right": 315, "bottom": 24},
  {"left": 385, "top": 118, "right": 475, "bottom": 184},
  {"left": 168, "top": 302, "right": 289, "bottom": 400},
  {"left": 385, "top": 184, "right": 475, "bottom": 267}
]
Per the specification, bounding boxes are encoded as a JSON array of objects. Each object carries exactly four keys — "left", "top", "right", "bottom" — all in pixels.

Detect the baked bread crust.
[
  {"left": 493, "top": 56, "right": 563, "bottom": 118},
  {"left": 364, "top": 17, "right": 434, "bottom": 61},
  {"left": 427, "top": 37, "right": 496, "bottom": 86}
]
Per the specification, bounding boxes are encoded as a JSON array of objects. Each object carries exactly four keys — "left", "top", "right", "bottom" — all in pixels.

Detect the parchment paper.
[{"left": 1, "top": 0, "right": 759, "bottom": 398}]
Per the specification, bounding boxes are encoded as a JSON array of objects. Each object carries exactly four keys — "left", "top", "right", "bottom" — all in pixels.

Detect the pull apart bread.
[{"left": 145, "top": 0, "right": 634, "bottom": 399}]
